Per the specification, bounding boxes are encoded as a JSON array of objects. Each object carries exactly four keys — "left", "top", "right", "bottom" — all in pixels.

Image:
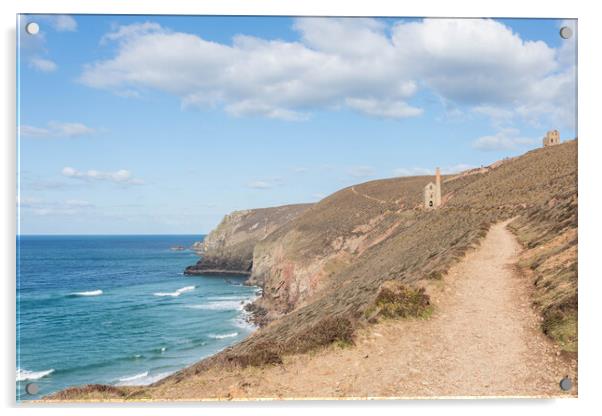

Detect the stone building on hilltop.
[
  {"left": 543, "top": 129, "right": 561, "bottom": 147},
  {"left": 424, "top": 167, "right": 442, "bottom": 209}
]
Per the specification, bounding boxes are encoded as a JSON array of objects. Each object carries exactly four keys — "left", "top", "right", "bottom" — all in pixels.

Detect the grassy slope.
[{"left": 48, "top": 140, "right": 577, "bottom": 399}]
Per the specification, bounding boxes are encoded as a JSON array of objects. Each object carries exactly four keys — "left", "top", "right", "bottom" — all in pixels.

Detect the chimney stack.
[{"left": 435, "top": 167, "right": 441, "bottom": 188}]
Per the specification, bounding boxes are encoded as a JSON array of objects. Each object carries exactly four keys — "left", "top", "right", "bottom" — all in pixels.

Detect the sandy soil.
[{"left": 146, "top": 220, "right": 578, "bottom": 400}]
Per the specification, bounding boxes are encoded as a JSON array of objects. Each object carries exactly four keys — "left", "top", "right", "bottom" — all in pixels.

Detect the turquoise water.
[{"left": 16, "top": 235, "right": 258, "bottom": 401}]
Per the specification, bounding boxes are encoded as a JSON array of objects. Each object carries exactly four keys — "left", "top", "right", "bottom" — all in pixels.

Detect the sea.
[{"left": 16, "top": 235, "right": 259, "bottom": 401}]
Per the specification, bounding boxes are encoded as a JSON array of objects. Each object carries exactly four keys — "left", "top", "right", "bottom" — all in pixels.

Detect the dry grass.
[
  {"left": 45, "top": 384, "right": 131, "bottom": 401},
  {"left": 508, "top": 194, "right": 577, "bottom": 352}
]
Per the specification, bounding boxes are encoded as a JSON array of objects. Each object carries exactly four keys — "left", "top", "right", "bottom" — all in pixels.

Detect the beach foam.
[
  {"left": 206, "top": 295, "right": 249, "bottom": 301},
  {"left": 117, "top": 371, "right": 148, "bottom": 383},
  {"left": 116, "top": 370, "right": 173, "bottom": 386},
  {"left": 186, "top": 300, "right": 243, "bottom": 311},
  {"left": 153, "top": 285, "right": 195, "bottom": 297},
  {"left": 16, "top": 368, "right": 55, "bottom": 382},
  {"left": 208, "top": 332, "right": 238, "bottom": 339},
  {"left": 69, "top": 289, "right": 103, "bottom": 297}
]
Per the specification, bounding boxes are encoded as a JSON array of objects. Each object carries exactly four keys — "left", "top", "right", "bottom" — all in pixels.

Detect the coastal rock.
[
  {"left": 190, "top": 241, "right": 205, "bottom": 254},
  {"left": 184, "top": 204, "right": 311, "bottom": 277}
]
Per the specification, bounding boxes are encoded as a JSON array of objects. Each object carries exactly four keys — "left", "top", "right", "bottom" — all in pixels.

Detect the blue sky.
[{"left": 17, "top": 15, "right": 577, "bottom": 234}]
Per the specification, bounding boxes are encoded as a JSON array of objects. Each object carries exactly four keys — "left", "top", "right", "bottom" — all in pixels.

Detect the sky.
[{"left": 17, "top": 15, "right": 577, "bottom": 235}]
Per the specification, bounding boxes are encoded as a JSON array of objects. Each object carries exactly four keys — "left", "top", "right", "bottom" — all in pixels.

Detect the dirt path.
[
  {"left": 148, "top": 220, "right": 577, "bottom": 400},
  {"left": 350, "top": 186, "right": 386, "bottom": 204}
]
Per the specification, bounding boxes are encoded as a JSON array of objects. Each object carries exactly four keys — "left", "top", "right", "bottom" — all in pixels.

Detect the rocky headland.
[{"left": 184, "top": 204, "right": 311, "bottom": 277}]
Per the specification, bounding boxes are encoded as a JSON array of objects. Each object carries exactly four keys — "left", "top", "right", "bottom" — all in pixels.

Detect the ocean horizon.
[{"left": 16, "top": 234, "right": 259, "bottom": 401}]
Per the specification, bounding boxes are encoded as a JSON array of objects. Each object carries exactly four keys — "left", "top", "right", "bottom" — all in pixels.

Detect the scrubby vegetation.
[
  {"left": 46, "top": 384, "right": 131, "bottom": 401},
  {"left": 365, "top": 281, "right": 431, "bottom": 321},
  {"left": 509, "top": 193, "right": 577, "bottom": 352}
]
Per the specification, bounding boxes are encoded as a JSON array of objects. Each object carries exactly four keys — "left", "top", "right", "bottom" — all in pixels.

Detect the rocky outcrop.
[{"left": 184, "top": 204, "right": 311, "bottom": 276}]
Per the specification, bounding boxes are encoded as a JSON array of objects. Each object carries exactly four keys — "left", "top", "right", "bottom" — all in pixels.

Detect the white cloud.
[
  {"left": 348, "top": 166, "right": 375, "bottom": 178},
  {"left": 78, "top": 18, "right": 575, "bottom": 128},
  {"left": 20, "top": 121, "right": 95, "bottom": 138},
  {"left": 79, "top": 19, "right": 420, "bottom": 121},
  {"left": 48, "top": 15, "right": 78, "bottom": 32},
  {"left": 472, "top": 128, "right": 537, "bottom": 151},
  {"left": 246, "top": 180, "right": 273, "bottom": 189},
  {"left": 100, "top": 21, "right": 163, "bottom": 44},
  {"left": 345, "top": 98, "right": 422, "bottom": 119},
  {"left": 62, "top": 167, "right": 144, "bottom": 185},
  {"left": 29, "top": 57, "right": 57, "bottom": 72},
  {"left": 392, "top": 19, "right": 557, "bottom": 104}
]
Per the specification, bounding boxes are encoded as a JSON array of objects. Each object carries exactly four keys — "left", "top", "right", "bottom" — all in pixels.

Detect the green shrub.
[{"left": 366, "top": 281, "right": 431, "bottom": 320}]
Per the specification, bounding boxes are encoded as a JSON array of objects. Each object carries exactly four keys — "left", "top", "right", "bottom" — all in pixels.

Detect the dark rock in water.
[
  {"left": 183, "top": 255, "right": 252, "bottom": 276},
  {"left": 243, "top": 302, "right": 269, "bottom": 327},
  {"left": 170, "top": 245, "right": 186, "bottom": 251}
]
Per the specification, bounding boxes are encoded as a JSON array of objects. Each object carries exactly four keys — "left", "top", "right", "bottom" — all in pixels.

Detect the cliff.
[{"left": 184, "top": 204, "right": 312, "bottom": 276}]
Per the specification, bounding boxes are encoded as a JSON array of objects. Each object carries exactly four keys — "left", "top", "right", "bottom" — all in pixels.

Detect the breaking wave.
[
  {"left": 16, "top": 368, "right": 55, "bottom": 382},
  {"left": 69, "top": 289, "right": 103, "bottom": 297},
  {"left": 115, "top": 370, "right": 173, "bottom": 386},
  {"left": 117, "top": 371, "right": 148, "bottom": 383},
  {"left": 185, "top": 300, "right": 244, "bottom": 311},
  {"left": 153, "top": 286, "right": 195, "bottom": 297},
  {"left": 208, "top": 332, "right": 238, "bottom": 339}
]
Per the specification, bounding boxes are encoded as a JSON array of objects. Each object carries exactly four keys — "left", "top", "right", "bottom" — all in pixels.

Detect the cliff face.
[
  {"left": 184, "top": 204, "right": 311, "bottom": 276},
  {"left": 249, "top": 176, "right": 433, "bottom": 320}
]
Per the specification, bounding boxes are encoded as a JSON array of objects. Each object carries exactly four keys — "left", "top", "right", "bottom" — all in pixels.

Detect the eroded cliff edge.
[{"left": 184, "top": 204, "right": 312, "bottom": 276}]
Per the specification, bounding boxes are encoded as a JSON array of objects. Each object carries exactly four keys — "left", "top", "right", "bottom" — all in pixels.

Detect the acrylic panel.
[{"left": 16, "top": 14, "right": 578, "bottom": 402}]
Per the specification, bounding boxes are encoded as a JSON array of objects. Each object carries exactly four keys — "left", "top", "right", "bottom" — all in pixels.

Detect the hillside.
[
  {"left": 184, "top": 204, "right": 311, "bottom": 276},
  {"left": 173, "top": 139, "right": 577, "bottom": 371},
  {"left": 48, "top": 140, "right": 577, "bottom": 400}
]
